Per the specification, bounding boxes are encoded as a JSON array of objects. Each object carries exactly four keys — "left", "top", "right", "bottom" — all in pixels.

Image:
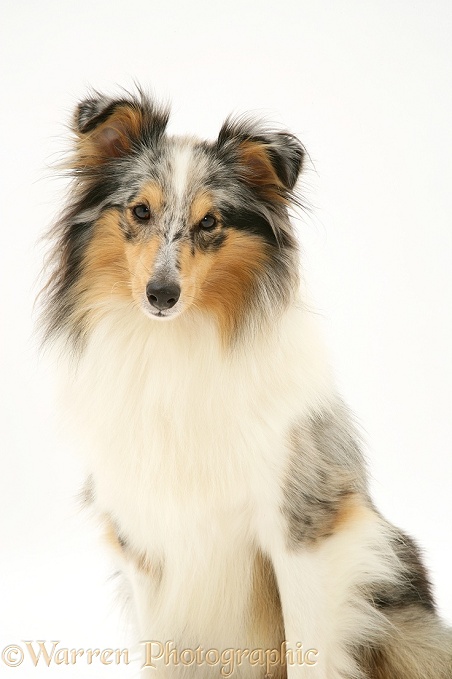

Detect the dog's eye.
[
  {"left": 133, "top": 204, "right": 151, "bottom": 220},
  {"left": 199, "top": 214, "right": 216, "bottom": 230}
]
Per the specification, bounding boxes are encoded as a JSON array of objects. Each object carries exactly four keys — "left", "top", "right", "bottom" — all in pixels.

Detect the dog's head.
[{"left": 45, "top": 91, "right": 305, "bottom": 347}]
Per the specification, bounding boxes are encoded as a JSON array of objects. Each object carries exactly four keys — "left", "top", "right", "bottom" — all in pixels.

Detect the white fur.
[
  {"left": 171, "top": 143, "right": 194, "bottom": 203},
  {"left": 60, "top": 300, "right": 400, "bottom": 677}
]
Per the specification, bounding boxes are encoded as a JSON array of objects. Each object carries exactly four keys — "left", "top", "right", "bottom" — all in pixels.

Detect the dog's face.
[{"left": 46, "top": 93, "right": 304, "bottom": 346}]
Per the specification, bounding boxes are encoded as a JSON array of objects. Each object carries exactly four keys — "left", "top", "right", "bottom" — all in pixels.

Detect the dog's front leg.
[
  {"left": 118, "top": 555, "right": 175, "bottom": 677},
  {"left": 271, "top": 547, "right": 329, "bottom": 679},
  {"left": 270, "top": 495, "right": 400, "bottom": 679}
]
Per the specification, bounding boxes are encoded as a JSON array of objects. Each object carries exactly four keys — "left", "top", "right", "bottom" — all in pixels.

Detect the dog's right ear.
[
  {"left": 72, "top": 92, "right": 169, "bottom": 166},
  {"left": 75, "top": 95, "right": 117, "bottom": 134}
]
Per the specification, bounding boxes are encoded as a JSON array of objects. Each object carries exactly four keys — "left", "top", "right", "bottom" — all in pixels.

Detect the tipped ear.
[
  {"left": 72, "top": 93, "right": 169, "bottom": 166},
  {"left": 217, "top": 119, "right": 305, "bottom": 194},
  {"left": 259, "top": 132, "right": 305, "bottom": 191},
  {"left": 75, "top": 95, "right": 117, "bottom": 134}
]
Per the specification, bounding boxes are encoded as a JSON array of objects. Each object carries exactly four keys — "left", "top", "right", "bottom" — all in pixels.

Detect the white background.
[{"left": 0, "top": 1, "right": 451, "bottom": 676}]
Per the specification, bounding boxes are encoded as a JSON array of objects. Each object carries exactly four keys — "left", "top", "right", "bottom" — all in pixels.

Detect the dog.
[{"left": 42, "top": 89, "right": 452, "bottom": 678}]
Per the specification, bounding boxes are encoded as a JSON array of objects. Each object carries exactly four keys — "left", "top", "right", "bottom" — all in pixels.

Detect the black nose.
[{"left": 146, "top": 280, "right": 181, "bottom": 311}]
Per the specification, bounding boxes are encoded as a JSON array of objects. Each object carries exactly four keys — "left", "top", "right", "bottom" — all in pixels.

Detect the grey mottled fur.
[
  {"left": 283, "top": 399, "right": 368, "bottom": 547},
  {"left": 283, "top": 400, "right": 452, "bottom": 676}
]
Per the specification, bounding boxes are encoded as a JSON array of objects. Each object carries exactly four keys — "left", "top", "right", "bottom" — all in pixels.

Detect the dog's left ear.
[
  {"left": 217, "top": 120, "right": 305, "bottom": 195},
  {"left": 72, "top": 92, "right": 169, "bottom": 166},
  {"left": 250, "top": 132, "right": 305, "bottom": 191}
]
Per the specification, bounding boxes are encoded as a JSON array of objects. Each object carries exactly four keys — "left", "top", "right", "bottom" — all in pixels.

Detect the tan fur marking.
[
  {"left": 75, "top": 210, "right": 130, "bottom": 328},
  {"left": 248, "top": 550, "right": 286, "bottom": 678},
  {"left": 200, "top": 231, "right": 269, "bottom": 343},
  {"left": 332, "top": 493, "right": 374, "bottom": 533},
  {"left": 359, "top": 646, "right": 390, "bottom": 679},
  {"left": 238, "top": 141, "right": 287, "bottom": 204},
  {"left": 140, "top": 182, "right": 164, "bottom": 214},
  {"left": 75, "top": 104, "right": 143, "bottom": 165},
  {"left": 77, "top": 207, "right": 165, "bottom": 323},
  {"left": 359, "top": 607, "right": 452, "bottom": 678},
  {"left": 103, "top": 517, "right": 163, "bottom": 582},
  {"left": 134, "top": 553, "right": 163, "bottom": 582},
  {"left": 103, "top": 519, "right": 125, "bottom": 555},
  {"left": 178, "top": 231, "right": 269, "bottom": 344},
  {"left": 189, "top": 191, "right": 215, "bottom": 226},
  {"left": 125, "top": 234, "right": 162, "bottom": 304},
  {"left": 177, "top": 240, "right": 214, "bottom": 314}
]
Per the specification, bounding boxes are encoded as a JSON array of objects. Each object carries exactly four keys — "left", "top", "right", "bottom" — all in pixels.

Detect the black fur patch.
[
  {"left": 371, "top": 529, "right": 435, "bottom": 611},
  {"left": 77, "top": 100, "right": 126, "bottom": 134},
  {"left": 117, "top": 531, "right": 128, "bottom": 549},
  {"left": 171, "top": 230, "right": 184, "bottom": 242},
  {"left": 77, "top": 174, "right": 122, "bottom": 212},
  {"left": 48, "top": 219, "right": 92, "bottom": 335},
  {"left": 221, "top": 207, "right": 282, "bottom": 247},
  {"left": 196, "top": 230, "right": 227, "bottom": 252}
]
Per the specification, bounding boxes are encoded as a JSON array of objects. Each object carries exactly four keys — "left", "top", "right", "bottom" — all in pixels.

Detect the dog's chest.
[
  {"left": 67, "top": 320, "right": 284, "bottom": 552},
  {"left": 91, "top": 399, "right": 278, "bottom": 559},
  {"left": 64, "top": 307, "right": 331, "bottom": 559}
]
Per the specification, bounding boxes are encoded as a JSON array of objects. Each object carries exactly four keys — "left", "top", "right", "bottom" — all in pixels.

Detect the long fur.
[{"left": 42, "top": 89, "right": 452, "bottom": 678}]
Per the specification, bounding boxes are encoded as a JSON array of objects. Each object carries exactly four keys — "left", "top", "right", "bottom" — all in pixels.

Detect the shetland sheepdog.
[{"left": 42, "top": 90, "right": 452, "bottom": 678}]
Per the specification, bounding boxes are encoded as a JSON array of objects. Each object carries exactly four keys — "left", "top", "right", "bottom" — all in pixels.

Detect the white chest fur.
[
  {"left": 61, "top": 302, "right": 333, "bottom": 644},
  {"left": 64, "top": 302, "right": 333, "bottom": 548}
]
